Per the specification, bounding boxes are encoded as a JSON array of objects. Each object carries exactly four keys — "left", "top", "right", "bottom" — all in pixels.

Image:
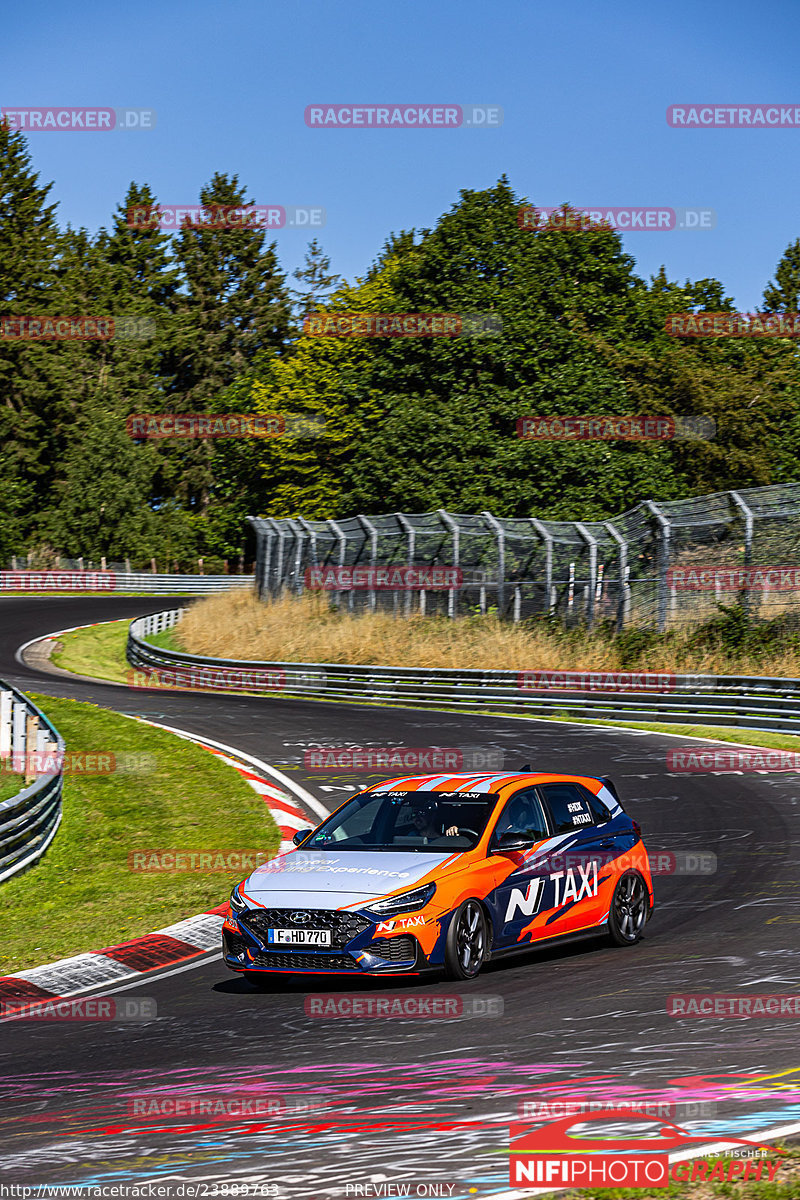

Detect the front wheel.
[
  {"left": 444, "top": 899, "right": 488, "bottom": 980},
  {"left": 608, "top": 871, "right": 650, "bottom": 945}
]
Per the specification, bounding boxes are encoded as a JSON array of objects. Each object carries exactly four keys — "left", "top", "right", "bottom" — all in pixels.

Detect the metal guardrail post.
[
  {"left": 481, "top": 511, "right": 505, "bottom": 617},
  {"left": 604, "top": 522, "right": 630, "bottom": 631},
  {"left": 437, "top": 510, "right": 459, "bottom": 619},
  {"left": 644, "top": 500, "right": 671, "bottom": 632},
  {"left": 0, "top": 685, "right": 64, "bottom": 884},
  {"left": 529, "top": 518, "right": 554, "bottom": 620}
]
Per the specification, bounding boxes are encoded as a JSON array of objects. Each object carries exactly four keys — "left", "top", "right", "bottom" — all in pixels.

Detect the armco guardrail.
[
  {"left": 0, "top": 571, "right": 253, "bottom": 595},
  {"left": 0, "top": 687, "right": 64, "bottom": 884},
  {"left": 127, "top": 610, "right": 800, "bottom": 735}
]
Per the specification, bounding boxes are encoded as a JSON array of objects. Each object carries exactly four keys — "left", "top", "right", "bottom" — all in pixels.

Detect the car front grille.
[
  {"left": 240, "top": 908, "right": 372, "bottom": 950},
  {"left": 250, "top": 951, "right": 358, "bottom": 971},
  {"left": 368, "top": 936, "right": 417, "bottom": 963}
]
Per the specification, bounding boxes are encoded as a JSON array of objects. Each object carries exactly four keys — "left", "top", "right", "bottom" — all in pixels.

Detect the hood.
[{"left": 241, "top": 848, "right": 452, "bottom": 909}]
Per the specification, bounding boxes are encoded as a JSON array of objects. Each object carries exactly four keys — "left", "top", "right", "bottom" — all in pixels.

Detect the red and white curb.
[{"left": 0, "top": 722, "right": 326, "bottom": 1012}]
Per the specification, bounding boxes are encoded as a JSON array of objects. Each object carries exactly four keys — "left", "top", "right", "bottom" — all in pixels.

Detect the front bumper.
[{"left": 223, "top": 910, "right": 422, "bottom": 975}]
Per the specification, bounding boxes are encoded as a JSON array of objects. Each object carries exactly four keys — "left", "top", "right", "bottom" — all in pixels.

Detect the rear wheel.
[
  {"left": 444, "top": 899, "right": 488, "bottom": 980},
  {"left": 608, "top": 871, "right": 650, "bottom": 945}
]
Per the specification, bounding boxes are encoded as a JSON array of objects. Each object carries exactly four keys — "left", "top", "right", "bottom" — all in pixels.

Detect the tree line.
[{"left": 2, "top": 120, "right": 799, "bottom": 568}]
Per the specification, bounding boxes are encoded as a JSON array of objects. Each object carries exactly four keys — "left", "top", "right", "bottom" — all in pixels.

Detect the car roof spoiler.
[{"left": 596, "top": 775, "right": 620, "bottom": 801}]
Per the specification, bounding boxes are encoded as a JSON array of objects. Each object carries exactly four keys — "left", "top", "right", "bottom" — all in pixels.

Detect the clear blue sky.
[{"left": 3, "top": 0, "right": 798, "bottom": 308}]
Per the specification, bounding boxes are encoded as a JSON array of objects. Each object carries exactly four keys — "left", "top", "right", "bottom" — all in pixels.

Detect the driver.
[
  {"left": 411, "top": 802, "right": 459, "bottom": 842},
  {"left": 495, "top": 793, "right": 541, "bottom": 841}
]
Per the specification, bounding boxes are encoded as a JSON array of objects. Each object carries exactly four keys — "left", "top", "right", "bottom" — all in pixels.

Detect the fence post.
[
  {"left": 358, "top": 515, "right": 378, "bottom": 612},
  {"left": 437, "top": 510, "right": 459, "bottom": 619},
  {"left": 11, "top": 700, "right": 26, "bottom": 773},
  {"left": 575, "top": 523, "right": 598, "bottom": 629},
  {"left": 327, "top": 519, "right": 347, "bottom": 609},
  {"left": 730, "top": 490, "right": 754, "bottom": 617},
  {"left": 604, "top": 522, "right": 630, "bottom": 631},
  {"left": 296, "top": 518, "right": 318, "bottom": 597},
  {"left": 529, "top": 519, "right": 554, "bottom": 618},
  {"left": 286, "top": 519, "right": 306, "bottom": 595},
  {"left": 481, "top": 511, "right": 506, "bottom": 617},
  {"left": 395, "top": 513, "right": 415, "bottom": 616},
  {"left": 0, "top": 690, "right": 12, "bottom": 760},
  {"left": 644, "top": 500, "right": 671, "bottom": 632}
]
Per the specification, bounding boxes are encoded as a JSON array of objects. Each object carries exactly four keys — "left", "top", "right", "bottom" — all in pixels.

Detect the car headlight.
[
  {"left": 229, "top": 885, "right": 248, "bottom": 915},
  {"left": 367, "top": 882, "right": 436, "bottom": 916}
]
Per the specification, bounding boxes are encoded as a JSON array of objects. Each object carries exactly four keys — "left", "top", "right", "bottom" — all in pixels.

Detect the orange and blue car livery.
[{"left": 222, "top": 771, "right": 654, "bottom": 981}]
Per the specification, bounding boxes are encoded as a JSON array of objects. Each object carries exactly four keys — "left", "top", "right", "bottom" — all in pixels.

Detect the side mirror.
[
  {"left": 492, "top": 832, "right": 535, "bottom": 852},
  {"left": 292, "top": 828, "right": 313, "bottom": 846}
]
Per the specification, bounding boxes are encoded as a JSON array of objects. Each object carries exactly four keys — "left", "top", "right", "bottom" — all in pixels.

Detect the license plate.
[{"left": 267, "top": 928, "right": 331, "bottom": 946}]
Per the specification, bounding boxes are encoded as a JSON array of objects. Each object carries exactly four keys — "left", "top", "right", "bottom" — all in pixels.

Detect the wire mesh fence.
[{"left": 248, "top": 482, "right": 800, "bottom": 630}]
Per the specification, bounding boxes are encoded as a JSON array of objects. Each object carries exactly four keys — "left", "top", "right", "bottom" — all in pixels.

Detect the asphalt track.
[{"left": 2, "top": 596, "right": 800, "bottom": 1197}]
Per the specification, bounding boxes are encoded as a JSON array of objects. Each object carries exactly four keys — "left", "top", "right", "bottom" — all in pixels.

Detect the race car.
[{"left": 222, "top": 770, "right": 654, "bottom": 983}]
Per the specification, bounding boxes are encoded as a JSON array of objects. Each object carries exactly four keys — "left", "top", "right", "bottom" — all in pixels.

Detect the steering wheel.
[{"left": 453, "top": 827, "right": 479, "bottom": 838}]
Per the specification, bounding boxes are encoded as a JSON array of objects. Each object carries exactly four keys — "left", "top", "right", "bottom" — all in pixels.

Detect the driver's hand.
[{"left": 444, "top": 824, "right": 459, "bottom": 836}]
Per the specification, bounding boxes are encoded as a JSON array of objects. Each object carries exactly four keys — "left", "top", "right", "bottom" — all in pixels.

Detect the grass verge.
[
  {"left": 0, "top": 693, "right": 280, "bottom": 973},
  {"left": 46, "top": 617, "right": 800, "bottom": 757}
]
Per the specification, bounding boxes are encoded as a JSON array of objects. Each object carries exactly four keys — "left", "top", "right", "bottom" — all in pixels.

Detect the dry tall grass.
[{"left": 175, "top": 590, "right": 800, "bottom": 676}]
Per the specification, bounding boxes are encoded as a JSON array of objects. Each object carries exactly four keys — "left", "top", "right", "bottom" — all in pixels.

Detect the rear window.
[{"left": 538, "top": 783, "right": 595, "bottom": 833}]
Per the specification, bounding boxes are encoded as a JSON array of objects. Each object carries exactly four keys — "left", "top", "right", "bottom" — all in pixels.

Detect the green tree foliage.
[{"left": 1, "top": 120, "right": 800, "bottom": 563}]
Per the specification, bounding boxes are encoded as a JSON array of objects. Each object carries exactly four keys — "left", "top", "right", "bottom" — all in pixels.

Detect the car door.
[
  {"left": 535, "top": 782, "right": 608, "bottom": 927},
  {"left": 486, "top": 787, "right": 554, "bottom": 949}
]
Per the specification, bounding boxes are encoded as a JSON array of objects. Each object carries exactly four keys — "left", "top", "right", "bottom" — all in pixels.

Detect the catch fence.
[{"left": 248, "top": 482, "right": 800, "bottom": 631}]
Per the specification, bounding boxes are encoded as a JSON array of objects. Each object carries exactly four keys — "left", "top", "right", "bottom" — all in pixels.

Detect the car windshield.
[{"left": 302, "top": 790, "right": 499, "bottom": 852}]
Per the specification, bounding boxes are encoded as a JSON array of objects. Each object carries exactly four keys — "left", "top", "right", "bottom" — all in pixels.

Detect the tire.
[
  {"left": 444, "top": 899, "right": 488, "bottom": 980},
  {"left": 608, "top": 871, "right": 650, "bottom": 946}
]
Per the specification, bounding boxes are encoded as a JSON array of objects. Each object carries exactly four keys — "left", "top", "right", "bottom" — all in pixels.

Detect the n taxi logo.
[{"left": 509, "top": 1108, "right": 785, "bottom": 1188}]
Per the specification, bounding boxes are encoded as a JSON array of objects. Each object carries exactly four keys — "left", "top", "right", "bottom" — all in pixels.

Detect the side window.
[
  {"left": 538, "top": 783, "right": 595, "bottom": 833},
  {"left": 492, "top": 788, "right": 549, "bottom": 842}
]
